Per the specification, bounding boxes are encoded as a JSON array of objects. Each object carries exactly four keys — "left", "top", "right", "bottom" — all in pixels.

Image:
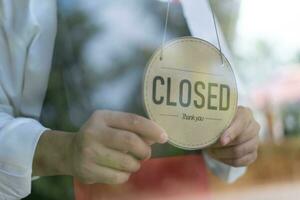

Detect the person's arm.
[
  {"left": 0, "top": 1, "right": 57, "bottom": 199},
  {"left": 0, "top": 2, "right": 171, "bottom": 199}
]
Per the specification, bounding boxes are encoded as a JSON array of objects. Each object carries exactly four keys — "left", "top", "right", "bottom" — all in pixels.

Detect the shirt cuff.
[
  {"left": 203, "top": 151, "right": 246, "bottom": 183},
  {"left": 0, "top": 117, "right": 47, "bottom": 199}
]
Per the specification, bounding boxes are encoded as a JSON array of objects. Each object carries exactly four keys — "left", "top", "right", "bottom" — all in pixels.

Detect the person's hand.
[
  {"left": 205, "top": 106, "right": 260, "bottom": 167},
  {"left": 70, "top": 110, "right": 168, "bottom": 184}
]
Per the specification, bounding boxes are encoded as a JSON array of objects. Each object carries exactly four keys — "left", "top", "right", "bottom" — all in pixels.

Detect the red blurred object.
[
  {"left": 252, "top": 65, "right": 300, "bottom": 108},
  {"left": 74, "top": 155, "right": 211, "bottom": 200}
]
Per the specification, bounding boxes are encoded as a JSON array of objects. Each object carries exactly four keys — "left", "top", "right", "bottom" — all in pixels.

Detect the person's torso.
[{"left": 41, "top": 0, "right": 193, "bottom": 157}]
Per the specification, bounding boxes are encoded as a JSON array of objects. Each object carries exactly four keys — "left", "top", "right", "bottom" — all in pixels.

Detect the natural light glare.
[{"left": 236, "top": 0, "right": 300, "bottom": 59}]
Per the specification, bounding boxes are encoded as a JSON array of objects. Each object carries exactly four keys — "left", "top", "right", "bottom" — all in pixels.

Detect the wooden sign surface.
[{"left": 143, "top": 37, "right": 238, "bottom": 150}]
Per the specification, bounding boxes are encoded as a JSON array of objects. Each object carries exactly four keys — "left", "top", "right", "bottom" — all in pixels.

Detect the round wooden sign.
[{"left": 143, "top": 37, "right": 238, "bottom": 150}]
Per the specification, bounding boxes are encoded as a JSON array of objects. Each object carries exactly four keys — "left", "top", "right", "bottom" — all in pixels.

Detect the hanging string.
[
  {"left": 160, "top": 0, "right": 171, "bottom": 61},
  {"left": 208, "top": 3, "right": 224, "bottom": 65},
  {"left": 160, "top": 0, "right": 223, "bottom": 65}
]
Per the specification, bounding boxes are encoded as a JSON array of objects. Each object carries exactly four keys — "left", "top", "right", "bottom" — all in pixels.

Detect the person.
[{"left": 0, "top": 0, "right": 260, "bottom": 199}]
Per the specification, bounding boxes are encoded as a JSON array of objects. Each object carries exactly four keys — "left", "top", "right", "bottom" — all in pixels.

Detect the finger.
[
  {"left": 228, "top": 120, "right": 260, "bottom": 146},
  {"left": 207, "top": 136, "right": 258, "bottom": 159},
  {"left": 101, "top": 127, "right": 151, "bottom": 160},
  {"left": 220, "top": 106, "right": 252, "bottom": 146},
  {"left": 219, "top": 151, "right": 258, "bottom": 167},
  {"left": 88, "top": 163, "right": 131, "bottom": 185},
  {"left": 211, "top": 120, "right": 260, "bottom": 149},
  {"left": 99, "top": 111, "right": 168, "bottom": 144},
  {"left": 94, "top": 147, "right": 141, "bottom": 173}
]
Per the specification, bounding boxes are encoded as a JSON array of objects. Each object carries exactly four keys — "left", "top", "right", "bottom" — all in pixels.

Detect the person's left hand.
[{"left": 205, "top": 106, "right": 260, "bottom": 167}]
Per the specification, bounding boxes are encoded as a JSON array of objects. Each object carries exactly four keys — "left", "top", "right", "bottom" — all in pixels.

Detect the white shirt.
[{"left": 0, "top": 0, "right": 245, "bottom": 199}]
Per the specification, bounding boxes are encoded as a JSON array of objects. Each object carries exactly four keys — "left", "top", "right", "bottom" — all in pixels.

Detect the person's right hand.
[{"left": 69, "top": 110, "right": 168, "bottom": 184}]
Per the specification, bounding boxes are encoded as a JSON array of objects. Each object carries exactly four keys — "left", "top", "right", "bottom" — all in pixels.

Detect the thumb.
[{"left": 220, "top": 117, "right": 246, "bottom": 146}]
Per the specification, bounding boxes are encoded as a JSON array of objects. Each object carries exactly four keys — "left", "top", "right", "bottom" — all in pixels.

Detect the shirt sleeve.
[
  {"left": 202, "top": 151, "right": 246, "bottom": 183},
  {"left": 181, "top": 0, "right": 247, "bottom": 182},
  {"left": 0, "top": 113, "right": 47, "bottom": 199},
  {"left": 0, "top": 0, "right": 57, "bottom": 199}
]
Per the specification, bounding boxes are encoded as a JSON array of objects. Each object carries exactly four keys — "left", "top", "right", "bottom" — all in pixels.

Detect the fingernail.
[
  {"left": 145, "top": 152, "right": 152, "bottom": 160},
  {"left": 159, "top": 132, "right": 168, "bottom": 143},
  {"left": 222, "top": 136, "right": 231, "bottom": 146}
]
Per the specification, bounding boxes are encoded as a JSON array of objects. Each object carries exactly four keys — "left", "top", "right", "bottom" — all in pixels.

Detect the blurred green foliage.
[{"left": 283, "top": 103, "right": 300, "bottom": 138}]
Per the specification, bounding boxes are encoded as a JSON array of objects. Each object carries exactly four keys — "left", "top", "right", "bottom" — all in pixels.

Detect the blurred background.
[{"left": 24, "top": 0, "right": 300, "bottom": 199}]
